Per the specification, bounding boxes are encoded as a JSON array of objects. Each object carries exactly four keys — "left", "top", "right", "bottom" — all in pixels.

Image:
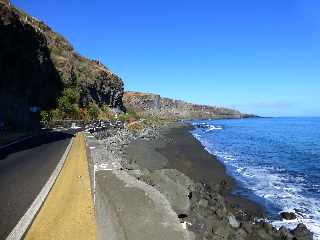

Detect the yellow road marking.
[{"left": 25, "top": 133, "right": 96, "bottom": 240}]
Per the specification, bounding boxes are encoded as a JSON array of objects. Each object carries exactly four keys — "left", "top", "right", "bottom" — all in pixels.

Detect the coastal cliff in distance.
[
  {"left": 0, "top": 2, "right": 124, "bottom": 128},
  {"left": 123, "top": 91, "right": 255, "bottom": 120}
]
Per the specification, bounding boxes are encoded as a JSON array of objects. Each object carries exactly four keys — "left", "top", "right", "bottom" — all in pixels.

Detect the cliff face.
[
  {"left": 123, "top": 92, "right": 250, "bottom": 120},
  {"left": 0, "top": 3, "right": 124, "bottom": 128}
]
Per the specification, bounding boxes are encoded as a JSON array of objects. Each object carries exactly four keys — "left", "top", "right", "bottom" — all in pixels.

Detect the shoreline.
[
  {"left": 127, "top": 124, "right": 266, "bottom": 221},
  {"left": 160, "top": 124, "right": 266, "bottom": 220},
  {"left": 88, "top": 121, "right": 313, "bottom": 240}
]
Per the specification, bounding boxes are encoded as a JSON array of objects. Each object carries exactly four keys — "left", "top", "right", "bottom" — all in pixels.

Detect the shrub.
[
  {"left": 40, "top": 111, "right": 50, "bottom": 123},
  {"left": 79, "top": 108, "right": 89, "bottom": 121},
  {"left": 57, "top": 87, "right": 80, "bottom": 119},
  {"left": 99, "top": 105, "right": 116, "bottom": 120},
  {"left": 49, "top": 109, "right": 62, "bottom": 120},
  {"left": 88, "top": 102, "right": 100, "bottom": 120},
  {"left": 126, "top": 121, "right": 144, "bottom": 132}
]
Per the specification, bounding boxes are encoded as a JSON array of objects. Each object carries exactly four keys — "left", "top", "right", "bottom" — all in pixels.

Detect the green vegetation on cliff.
[{"left": 0, "top": 2, "right": 124, "bottom": 129}]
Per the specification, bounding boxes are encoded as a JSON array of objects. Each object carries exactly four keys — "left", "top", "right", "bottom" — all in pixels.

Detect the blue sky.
[{"left": 13, "top": 0, "right": 320, "bottom": 116}]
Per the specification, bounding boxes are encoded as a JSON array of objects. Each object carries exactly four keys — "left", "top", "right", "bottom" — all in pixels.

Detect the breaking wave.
[{"left": 191, "top": 117, "right": 320, "bottom": 239}]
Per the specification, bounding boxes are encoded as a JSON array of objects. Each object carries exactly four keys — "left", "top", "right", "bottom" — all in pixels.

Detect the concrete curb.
[
  {"left": 5, "top": 137, "right": 74, "bottom": 240},
  {"left": 84, "top": 133, "right": 96, "bottom": 204}
]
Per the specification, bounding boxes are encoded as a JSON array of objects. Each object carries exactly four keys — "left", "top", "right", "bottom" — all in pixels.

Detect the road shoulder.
[{"left": 25, "top": 133, "right": 96, "bottom": 240}]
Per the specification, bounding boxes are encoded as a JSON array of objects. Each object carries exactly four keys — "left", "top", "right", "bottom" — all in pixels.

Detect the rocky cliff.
[
  {"left": 123, "top": 92, "right": 252, "bottom": 120},
  {"left": 0, "top": 2, "right": 124, "bottom": 128}
]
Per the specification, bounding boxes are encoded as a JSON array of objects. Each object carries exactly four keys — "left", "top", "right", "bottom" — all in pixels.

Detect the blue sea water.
[{"left": 191, "top": 117, "right": 320, "bottom": 239}]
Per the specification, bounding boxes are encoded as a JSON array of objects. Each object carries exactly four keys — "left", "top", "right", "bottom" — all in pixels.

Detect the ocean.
[{"left": 191, "top": 117, "right": 320, "bottom": 239}]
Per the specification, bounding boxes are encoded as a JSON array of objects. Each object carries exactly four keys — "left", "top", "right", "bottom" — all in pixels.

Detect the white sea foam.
[
  {"left": 222, "top": 155, "right": 320, "bottom": 239},
  {"left": 206, "top": 125, "right": 223, "bottom": 131},
  {"left": 192, "top": 122, "right": 223, "bottom": 131},
  {"left": 192, "top": 131, "right": 320, "bottom": 239}
]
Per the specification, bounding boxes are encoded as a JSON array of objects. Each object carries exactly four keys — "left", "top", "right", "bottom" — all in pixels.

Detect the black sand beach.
[
  {"left": 126, "top": 124, "right": 265, "bottom": 219},
  {"left": 123, "top": 123, "right": 313, "bottom": 239}
]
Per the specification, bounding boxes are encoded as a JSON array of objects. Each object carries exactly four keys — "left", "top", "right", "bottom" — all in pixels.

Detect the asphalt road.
[{"left": 0, "top": 130, "right": 75, "bottom": 240}]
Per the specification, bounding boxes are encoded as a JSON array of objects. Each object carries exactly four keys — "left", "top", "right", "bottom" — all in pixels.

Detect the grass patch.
[{"left": 118, "top": 108, "right": 140, "bottom": 123}]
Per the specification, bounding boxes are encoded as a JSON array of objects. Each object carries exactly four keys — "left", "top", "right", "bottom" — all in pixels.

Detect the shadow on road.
[{"left": 0, "top": 131, "right": 74, "bottom": 160}]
